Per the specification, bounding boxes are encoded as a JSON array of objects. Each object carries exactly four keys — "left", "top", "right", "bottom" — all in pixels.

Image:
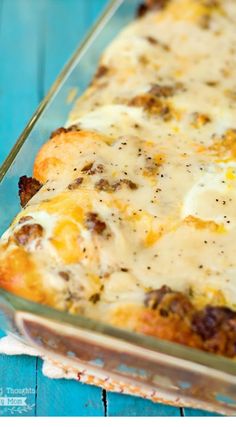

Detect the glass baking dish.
[{"left": 0, "top": 0, "right": 235, "bottom": 415}]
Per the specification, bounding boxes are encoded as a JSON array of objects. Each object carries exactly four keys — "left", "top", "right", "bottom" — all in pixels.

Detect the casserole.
[{"left": 0, "top": 2, "right": 233, "bottom": 414}]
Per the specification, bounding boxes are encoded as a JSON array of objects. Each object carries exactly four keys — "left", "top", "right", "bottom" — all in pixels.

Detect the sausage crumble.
[
  {"left": 68, "top": 177, "right": 83, "bottom": 190},
  {"left": 18, "top": 176, "right": 42, "bottom": 207},
  {"left": 50, "top": 125, "right": 80, "bottom": 139},
  {"left": 85, "top": 212, "right": 107, "bottom": 234},
  {"left": 95, "top": 178, "right": 138, "bottom": 192},
  {"left": 14, "top": 224, "right": 44, "bottom": 246},
  {"left": 143, "top": 285, "right": 236, "bottom": 357}
]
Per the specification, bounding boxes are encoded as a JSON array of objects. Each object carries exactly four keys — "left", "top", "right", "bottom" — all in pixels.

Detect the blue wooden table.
[{"left": 0, "top": 0, "right": 219, "bottom": 417}]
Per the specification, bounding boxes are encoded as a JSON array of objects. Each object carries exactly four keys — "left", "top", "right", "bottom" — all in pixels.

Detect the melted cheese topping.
[{"left": 1, "top": 0, "right": 236, "bottom": 325}]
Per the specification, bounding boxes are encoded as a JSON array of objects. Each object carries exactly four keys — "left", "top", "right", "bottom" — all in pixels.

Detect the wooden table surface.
[{"left": 0, "top": 0, "right": 218, "bottom": 417}]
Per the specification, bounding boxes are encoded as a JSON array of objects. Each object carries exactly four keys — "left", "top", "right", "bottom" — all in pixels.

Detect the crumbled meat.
[
  {"left": 18, "top": 216, "right": 33, "bottom": 224},
  {"left": 89, "top": 293, "right": 100, "bottom": 304},
  {"left": 192, "top": 306, "right": 236, "bottom": 356},
  {"left": 18, "top": 176, "right": 42, "bottom": 207},
  {"left": 137, "top": 3, "right": 148, "bottom": 17},
  {"left": 68, "top": 177, "right": 83, "bottom": 190},
  {"left": 143, "top": 286, "right": 236, "bottom": 357},
  {"left": 50, "top": 127, "right": 67, "bottom": 138},
  {"left": 81, "top": 162, "right": 94, "bottom": 173},
  {"left": 166, "top": 293, "right": 193, "bottom": 318},
  {"left": 90, "top": 164, "right": 104, "bottom": 175},
  {"left": 95, "top": 179, "right": 113, "bottom": 192},
  {"left": 192, "top": 306, "right": 236, "bottom": 340},
  {"left": 146, "top": 37, "right": 170, "bottom": 51},
  {"left": 119, "top": 179, "right": 138, "bottom": 190},
  {"left": 81, "top": 163, "right": 104, "bottom": 175},
  {"left": 145, "top": 285, "right": 173, "bottom": 309},
  {"left": 59, "top": 271, "right": 70, "bottom": 281},
  {"left": 146, "top": 36, "right": 158, "bottom": 45},
  {"left": 206, "top": 81, "right": 218, "bottom": 87},
  {"left": 50, "top": 125, "right": 80, "bottom": 139},
  {"left": 14, "top": 224, "right": 44, "bottom": 246},
  {"left": 137, "top": 0, "right": 169, "bottom": 17},
  {"left": 85, "top": 212, "right": 107, "bottom": 234},
  {"left": 94, "top": 65, "right": 109, "bottom": 79},
  {"left": 95, "top": 178, "right": 138, "bottom": 192},
  {"left": 149, "top": 84, "right": 176, "bottom": 98},
  {"left": 129, "top": 94, "right": 172, "bottom": 120},
  {"left": 67, "top": 124, "right": 81, "bottom": 132}
]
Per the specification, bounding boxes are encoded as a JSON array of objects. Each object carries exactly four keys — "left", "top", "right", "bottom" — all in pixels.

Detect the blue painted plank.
[
  {"left": 0, "top": 0, "right": 109, "bottom": 165},
  {"left": 0, "top": 0, "right": 42, "bottom": 164},
  {"left": 184, "top": 408, "right": 221, "bottom": 417},
  {"left": 42, "top": 0, "right": 109, "bottom": 94},
  {"left": 107, "top": 392, "right": 181, "bottom": 416},
  {"left": 36, "top": 359, "right": 104, "bottom": 416},
  {"left": 0, "top": 354, "right": 37, "bottom": 416}
]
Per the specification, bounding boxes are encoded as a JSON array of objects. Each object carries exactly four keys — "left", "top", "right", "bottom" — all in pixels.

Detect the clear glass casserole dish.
[{"left": 0, "top": 0, "right": 235, "bottom": 415}]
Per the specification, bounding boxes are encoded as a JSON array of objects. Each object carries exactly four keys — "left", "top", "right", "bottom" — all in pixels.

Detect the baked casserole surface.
[{"left": 1, "top": 0, "right": 236, "bottom": 357}]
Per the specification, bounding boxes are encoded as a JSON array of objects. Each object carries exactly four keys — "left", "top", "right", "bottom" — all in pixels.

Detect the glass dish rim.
[{"left": 0, "top": 0, "right": 235, "bottom": 377}]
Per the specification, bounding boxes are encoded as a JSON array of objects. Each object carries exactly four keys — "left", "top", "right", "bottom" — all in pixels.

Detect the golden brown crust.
[
  {"left": 137, "top": 308, "right": 203, "bottom": 349},
  {"left": 33, "top": 129, "right": 108, "bottom": 183},
  {"left": 135, "top": 286, "right": 236, "bottom": 357},
  {"left": 109, "top": 286, "right": 236, "bottom": 358},
  {"left": 0, "top": 246, "right": 54, "bottom": 305},
  {"left": 1, "top": 0, "right": 236, "bottom": 362}
]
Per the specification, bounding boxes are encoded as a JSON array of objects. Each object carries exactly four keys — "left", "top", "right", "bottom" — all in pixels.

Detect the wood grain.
[
  {"left": 36, "top": 359, "right": 104, "bottom": 416},
  {"left": 107, "top": 392, "right": 181, "bottom": 416}
]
